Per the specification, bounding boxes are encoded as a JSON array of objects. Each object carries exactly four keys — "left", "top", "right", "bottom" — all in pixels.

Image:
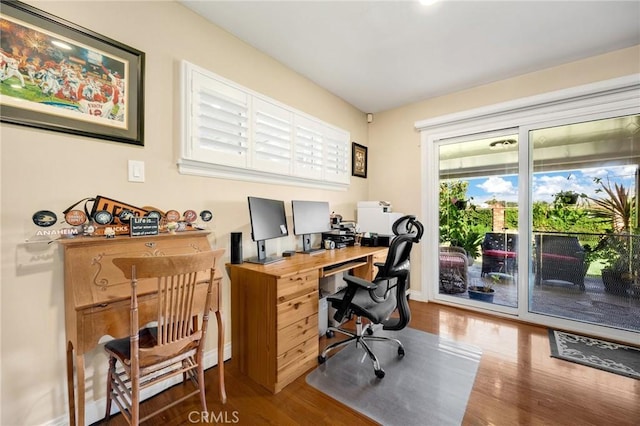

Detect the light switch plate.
[{"left": 128, "top": 160, "right": 145, "bottom": 183}]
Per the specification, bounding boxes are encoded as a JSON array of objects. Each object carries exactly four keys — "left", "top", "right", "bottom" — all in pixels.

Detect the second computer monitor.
[{"left": 292, "top": 200, "right": 331, "bottom": 254}]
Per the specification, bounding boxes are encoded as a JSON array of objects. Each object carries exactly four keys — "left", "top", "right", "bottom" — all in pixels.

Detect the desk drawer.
[
  {"left": 78, "top": 295, "right": 153, "bottom": 353},
  {"left": 276, "top": 271, "right": 318, "bottom": 303},
  {"left": 77, "top": 282, "right": 213, "bottom": 353},
  {"left": 277, "top": 314, "right": 318, "bottom": 355},
  {"left": 276, "top": 335, "right": 318, "bottom": 379},
  {"left": 277, "top": 292, "right": 317, "bottom": 329}
]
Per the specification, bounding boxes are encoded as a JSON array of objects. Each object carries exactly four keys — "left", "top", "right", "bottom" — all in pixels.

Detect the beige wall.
[
  {"left": 367, "top": 45, "right": 640, "bottom": 300},
  {"left": 1, "top": 0, "right": 639, "bottom": 423},
  {"left": 0, "top": 1, "right": 368, "bottom": 424}
]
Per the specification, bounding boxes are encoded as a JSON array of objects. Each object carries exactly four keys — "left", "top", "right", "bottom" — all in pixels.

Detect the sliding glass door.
[
  {"left": 432, "top": 114, "right": 639, "bottom": 334},
  {"left": 438, "top": 132, "right": 520, "bottom": 310},
  {"left": 528, "top": 115, "right": 640, "bottom": 332}
]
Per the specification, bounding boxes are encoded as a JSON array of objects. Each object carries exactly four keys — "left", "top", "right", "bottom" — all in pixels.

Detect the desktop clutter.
[
  {"left": 29, "top": 194, "right": 213, "bottom": 241},
  {"left": 231, "top": 197, "right": 404, "bottom": 266},
  {"left": 322, "top": 211, "right": 357, "bottom": 249}
]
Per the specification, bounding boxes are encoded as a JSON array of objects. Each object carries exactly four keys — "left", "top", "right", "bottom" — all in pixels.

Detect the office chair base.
[{"left": 318, "top": 319, "right": 404, "bottom": 379}]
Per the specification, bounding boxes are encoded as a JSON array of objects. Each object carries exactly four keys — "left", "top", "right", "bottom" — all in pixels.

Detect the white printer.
[{"left": 357, "top": 201, "right": 404, "bottom": 235}]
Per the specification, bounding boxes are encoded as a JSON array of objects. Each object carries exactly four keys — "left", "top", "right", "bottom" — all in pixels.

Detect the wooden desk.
[
  {"left": 226, "top": 246, "right": 388, "bottom": 393},
  {"left": 58, "top": 231, "right": 225, "bottom": 426}
]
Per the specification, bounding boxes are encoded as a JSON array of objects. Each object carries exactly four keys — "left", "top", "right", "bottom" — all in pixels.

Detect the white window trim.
[
  {"left": 178, "top": 61, "right": 350, "bottom": 190},
  {"left": 415, "top": 74, "right": 640, "bottom": 344}
]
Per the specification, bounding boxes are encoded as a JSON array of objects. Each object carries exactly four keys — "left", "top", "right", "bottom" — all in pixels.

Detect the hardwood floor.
[{"left": 94, "top": 300, "right": 640, "bottom": 425}]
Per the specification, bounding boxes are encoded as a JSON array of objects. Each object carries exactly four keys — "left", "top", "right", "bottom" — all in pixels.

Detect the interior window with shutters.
[
  {"left": 295, "top": 115, "right": 324, "bottom": 180},
  {"left": 253, "top": 98, "right": 292, "bottom": 175},
  {"left": 189, "top": 70, "right": 249, "bottom": 168},
  {"left": 179, "top": 61, "right": 351, "bottom": 189},
  {"left": 324, "top": 126, "right": 350, "bottom": 183}
]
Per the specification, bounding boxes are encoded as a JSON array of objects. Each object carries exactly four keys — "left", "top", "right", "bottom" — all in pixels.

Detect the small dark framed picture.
[{"left": 351, "top": 142, "right": 368, "bottom": 178}]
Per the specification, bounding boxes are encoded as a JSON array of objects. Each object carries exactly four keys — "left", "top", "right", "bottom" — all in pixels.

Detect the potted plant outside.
[
  {"left": 587, "top": 178, "right": 637, "bottom": 295},
  {"left": 468, "top": 275, "right": 497, "bottom": 302},
  {"left": 599, "top": 233, "right": 637, "bottom": 295},
  {"left": 449, "top": 225, "right": 484, "bottom": 265},
  {"left": 554, "top": 190, "right": 580, "bottom": 205}
]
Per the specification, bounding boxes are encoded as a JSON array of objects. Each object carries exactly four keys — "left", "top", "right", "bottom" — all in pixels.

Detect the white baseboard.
[{"left": 42, "top": 343, "right": 232, "bottom": 426}]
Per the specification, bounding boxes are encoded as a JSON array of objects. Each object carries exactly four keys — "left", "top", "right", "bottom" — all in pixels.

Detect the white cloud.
[{"left": 476, "top": 176, "right": 516, "bottom": 195}]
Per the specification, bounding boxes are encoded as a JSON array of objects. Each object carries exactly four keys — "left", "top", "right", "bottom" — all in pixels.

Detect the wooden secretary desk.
[
  {"left": 58, "top": 231, "right": 225, "bottom": 426},
  {"left": 227, "top": 245, "right": 387, "bottom": 394}
]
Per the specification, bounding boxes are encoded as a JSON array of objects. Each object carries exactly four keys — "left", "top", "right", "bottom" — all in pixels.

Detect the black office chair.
[{"left": 318, "top": 215, "right": 423, "bottom": 378}]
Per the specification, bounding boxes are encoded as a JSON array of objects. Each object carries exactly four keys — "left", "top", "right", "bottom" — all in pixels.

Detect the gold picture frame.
[{"left": 352, "top": 142, "right": 368, "bottom": 178}]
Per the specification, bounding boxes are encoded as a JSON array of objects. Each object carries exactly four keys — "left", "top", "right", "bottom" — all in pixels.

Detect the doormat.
[
  {"left": 306, "top": 327, "right": 482, "bottom": 425},
  {"left": 548, "top": 329, "right": 640, "bottom": 379}
]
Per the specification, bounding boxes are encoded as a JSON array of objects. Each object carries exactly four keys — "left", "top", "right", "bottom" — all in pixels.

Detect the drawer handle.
[
  {"left": 98, "top": 303, "right": 109, "bottom": 308},
  {"left": 293, "top": 302, "right": 301, "bottom": 309},
  {"left": 145, "top": 242, "right": 156, "bottom": 248}
]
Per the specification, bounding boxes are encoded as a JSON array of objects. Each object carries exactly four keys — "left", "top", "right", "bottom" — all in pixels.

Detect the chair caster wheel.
[
  {"left": 398, "top": 347, "right": 405, "bottom": 357},
  {"left": 317, "top": 355, "right": 326, "bottom": 364},
  {"left": 325, "top": 330, "right": 334, "bottom": 338},
  {"left": 375, "top": 369, "right": 385, "bottom": 379}
]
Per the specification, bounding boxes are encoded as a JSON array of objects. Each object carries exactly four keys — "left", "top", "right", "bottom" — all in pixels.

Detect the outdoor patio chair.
[
  {"left": 481, "top": 233, "right": 517, "bottom": 276},
  {"left": 534, "top": 234, "right": 586, "bottom": 290},
  {"left": 439, "top": 246, "right": 469, "bottom": 294}
]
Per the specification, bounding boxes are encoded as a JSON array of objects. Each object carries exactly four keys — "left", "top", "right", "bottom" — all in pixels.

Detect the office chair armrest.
[
  {"left": 331, "top": 275, "right": 378, "bottom": 323},
  {"left": 343, "top": 274, "right": 377, "bottom": 290}
]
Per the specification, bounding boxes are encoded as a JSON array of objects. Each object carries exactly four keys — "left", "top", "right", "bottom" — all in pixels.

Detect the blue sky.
[{"left": 466, "top": 165, "right": 637, "bottom": 206}]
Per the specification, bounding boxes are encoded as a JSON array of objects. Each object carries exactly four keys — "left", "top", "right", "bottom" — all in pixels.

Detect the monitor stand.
[
  {"left": 299, "top": 248, "right": 325, "bottom": 255},
  {"left": 246, "top": 240, "right": 284, "bottom": 264},
  {"left": 246, "top": 256, "right": 284, "bottom": 264},
  {"left": 298, "top": 234, "right": 325, "bottom": 255}
]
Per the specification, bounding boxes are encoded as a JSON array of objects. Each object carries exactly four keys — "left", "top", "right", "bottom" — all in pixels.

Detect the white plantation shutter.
[
  {"left": 189, "top": 70, "right": 249, "bottom": 168},
  {"left": 294, "top": 116, "right": 324, "bottom": 180},
  {"left": 324, "top": 126, "right": 350, "bottom": 183},
  {"left": 253, "top": 99, "right": 292, "bottom": 174},
  {"left": 180, "top": 61, "right": 350, "bottom": 189}
]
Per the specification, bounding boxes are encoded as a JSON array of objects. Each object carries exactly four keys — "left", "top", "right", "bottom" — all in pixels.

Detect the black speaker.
[{"left": 230, "top": 232, "right": 243, "bottom": 264}]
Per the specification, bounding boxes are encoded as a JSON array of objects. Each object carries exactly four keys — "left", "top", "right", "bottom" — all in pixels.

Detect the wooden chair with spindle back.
[{"left": 104, "top": 249, "right": 225, "bottom": 425}]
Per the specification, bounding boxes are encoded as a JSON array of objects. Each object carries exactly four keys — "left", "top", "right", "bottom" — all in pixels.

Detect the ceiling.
[{"left": 179, "top": 1, "right": 640, "bottom": 114}]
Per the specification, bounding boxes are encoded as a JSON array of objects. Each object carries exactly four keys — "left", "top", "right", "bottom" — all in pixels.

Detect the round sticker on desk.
[
  {"left": 93, "top": 210, "right": 113, "bottom": 225},
  {"left": 33, "top": 210, "right": 57, "bottom": 227},
  {"left": 183, "top": 210, "right": 197, "bottom": 223},
  {"left": 200, "top": 210, "right": 213, "bottom": 222},
  {"left": 65, "top": 210, "right": 87, "bottom": 226},
  {"left": 165, "top": 210, "right": 180, "bottom": 222}
]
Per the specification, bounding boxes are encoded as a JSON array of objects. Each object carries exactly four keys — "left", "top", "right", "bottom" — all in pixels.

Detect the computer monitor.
[
  {"left": 247, "top": 196, "right": 289, "bottom": 264},
  {"left": 291, "top": 200, "right": 331, "bottom": 254}
]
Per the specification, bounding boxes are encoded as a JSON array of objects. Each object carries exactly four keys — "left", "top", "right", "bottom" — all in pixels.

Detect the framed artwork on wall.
[
  {"left": 352, "top": 142, "right": 368, "bottom": 178},
  {"left": 0, "top": 0, "right": 145, "bottom": 145}
]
